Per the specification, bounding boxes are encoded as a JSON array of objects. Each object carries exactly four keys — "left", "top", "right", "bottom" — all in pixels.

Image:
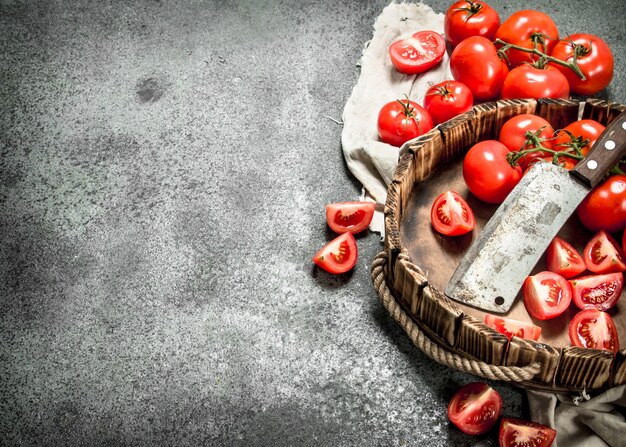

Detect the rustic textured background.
[{"left": 1, "top": 0, "right": 624, "bottom": 445}]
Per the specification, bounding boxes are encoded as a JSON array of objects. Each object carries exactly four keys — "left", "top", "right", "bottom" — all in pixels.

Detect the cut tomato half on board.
[
  {"left": 546, "top": 236, "right": 586, "bottom": 278},
  {"left": 325, "top": 201, "right": 375, "bottom": 234},
  {"left": 312, "top": 232, "right": 357, "bottom": 274},
  {"left": 583, "top": 230, "right": 626, "bottom": 274},
  {"left": 569, "top": 309, "right": 620, "bottom": 353},
  {"left": 447, "top": 382, "right": 502, "bottom": 435},
  {"left": 498, "top": 418, "right": 556, "bottom": 447},
  {"left": 430, "top": 191, "right": 475, "bottom": 236},
  {"left": 484, "top": 314, "right": 541, "bottom": 341},
  {"left": 522, "top": 271, "right": 572, "bottom": 320},
  {"left": 388, "top": 30, "right": 446, "bottom": 75},
  {"left": 570, "top": 272, "right": 623, "bottom": 311}
]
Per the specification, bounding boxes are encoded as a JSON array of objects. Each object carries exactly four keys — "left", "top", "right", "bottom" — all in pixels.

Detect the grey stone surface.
[{"left": 1, "top": 0, "right": 624, "bottom": 446}]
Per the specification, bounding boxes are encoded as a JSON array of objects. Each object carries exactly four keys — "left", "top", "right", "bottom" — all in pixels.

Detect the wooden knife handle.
[{"left": 570, "top": 111, "right": 626, "bottom": 188}]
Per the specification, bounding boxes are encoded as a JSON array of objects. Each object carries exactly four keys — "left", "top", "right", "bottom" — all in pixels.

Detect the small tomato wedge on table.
[
  {"left": 312, "top": 232, "right": 357, "bottom": 274},
  {"left": 484, "top": 314, "right": 541, "bottom": 341},
  {"left": 570, "top": 272, "right": 623, "bottom": 311},
  {"left": 523, "top": 271, "right": 572, "bottom": 320},
  {"left": 500, "top": 64, "right": 570, "bottom": 100},
  {"left": 498, "top": 418, "right": 556, "bottom": 447},
  {"left": 325, "top": 202, "right": 375, "bottom": 234},
  {"left": 423, "top": 80, "right": 473, "bottom": 125},
  {"left": 498, "top": 114, "right": 555, "bottom": 172},
  {"left": 583, "top": 230, "right": 626, "bottom": 274},
  {"left": 569, "top": 309, "right": 620, "bottom": 353},
  {"left": 388, "top": 30, "right": 446, "bottom": 75},
  {"left": 546, "top": 236, "right": 586, "bottom": 279},
  {"left": 443, "top": 0, "right": 500, "bottom": 48},
  {"left": 377, "top": 98, "right": 434, "bottom": 147},
  {"left": 577, "top": 175, "right": 626, "bottom": 233},
  {"left": 447, "top": 382, "right": 502, "bottom": 435},
  {"left": 430, "top": 191, "right": 475, "bottom": 236}
]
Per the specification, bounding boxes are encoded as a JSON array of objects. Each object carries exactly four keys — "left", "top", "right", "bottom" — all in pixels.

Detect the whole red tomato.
[
  {"left": 463, "top": 140, "right": 523, "bottom": 203},
  {"left": 423, "top": 80, "right": 473, "bottom": 125},
  {"left": 498, "top": 114, "right": 555, "bottom": 171},
  {"left": 495, "top": 10, "right": 559, "bottom": 67},
  {"left": 577, "top": 175, "right": 626, "bottom": 233},
  {"left": 551, "top": 33, "right": 614, "bottom": 95},
  {"left": 377, "top": 98, "right": 434, "bottom": 147},
  {"left": 450, "top": 36, "right": 509, "bottom": 102},
  {"left": 554, "top": 119, "right": 605, "bottom": 161},
  {"left": 444, "top": 0, "right": 500, "bottom": 48},
  {"left": 500, "top": 64, "right": 570, "bottom": 100}
]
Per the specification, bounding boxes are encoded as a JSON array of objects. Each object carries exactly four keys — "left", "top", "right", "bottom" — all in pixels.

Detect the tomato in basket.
[
  {"left": 569, "top": 309, "right": 620, "bottom": 353},
  {"left": 570, "top": 272, "right": 623, "bottom": 312},
  {"left": 522, "top": 271, "right": 571, "bottom": 320},
  {"left": 447, "top": 382, "right": 502, "bottom": 435},
  {"left": 430, "top": 191, "right": 475, "bottom": 236},
  {"left": 498, "top": 418, "right": 556, "bottom": 447},
  {"left": 388, "top": 30, "right": 446, "bottom": 75},
  {"left": 546, "top": 236, "right": 586, "bottom": 279},
  {"left": 484, "top": 314, "right": 541, "bottom": 341},
  {"left": 554, "top": 119, "right": 605, "bottom": 160},
  {"left": 325, "top": 202, "right": 375, "bottom": 235},
  {"left": 583, "top": 230, "right": 626, "bottom": 274},
  {"left": 312, "top": 232, "right": 357, "bottom": 274}
]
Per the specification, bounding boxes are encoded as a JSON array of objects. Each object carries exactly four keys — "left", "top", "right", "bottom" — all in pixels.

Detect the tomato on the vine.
[
  {"left": 569, "top": 309, "right": 620, "bottom": 353},
  {"left": 500, "top": 64, "right": 570, "bottom": 100},
  {"left": 551, "top": 33, "right": 614, "bottom": 95},
  {"left": 498, "top": 114, "right": 554, "bottom": 172},
  {"left": 444, "top": 0, "right": 500, "bottom": 48},
  {"left": 430, "top": 191, "right": 475, "bottom": 236},
  {"left": 495, "top": 10, "right": 559, "bottom": 67},
  {"left": 499, "top": 418, "right": 557, "bottom": 447},
  {"left": 523, "top": 271, "right": 571, "bottom": 320},
  {"left": 570, "top": 273, "right": 623, "bottom": 311},
  {"left": 377, "top": 98, "right": 433, "bottom": 147},
  {"left": 312, "top": 232, "right": 357, "bottom": 274},
  {"left": 554, "top": 119, "right": 605, "bottom": 161},
  {"left": 325, "top": 202, "right": 375, "bottom": 235},
  {"left": 577, "top": 175, "right": 626, "bottom": 233},
  {"left": 484, "top": 314, "right": 541, "bottom": 341},
  {"left": 463, "top": 140, "right": 522, "bottom": 203},
  {"left": 583, "top": 230, "right": 626, "bottom": 274},
  {"left": 546, "top": 236, "right": 586, "bottom": 279},
  {"left": 423, "top": 80, "right": 473, "bottom": 125},
  {"left": 450, "top": 36, "right": 509, "bottom": 102},
  {"left": 447, "top": 382, "right": 502, "bottom": 435},
  {"left": 388, "top": 30, "right": 446, "bottom": 75}
]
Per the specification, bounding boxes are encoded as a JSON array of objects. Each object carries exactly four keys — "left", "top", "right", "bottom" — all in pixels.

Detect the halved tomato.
[
  {"left": 570, "top": 272, "right": 623, "bottom": 311},
  {"left": 484, "top": 314, "right": 541, "bottom": 341},
  {"left": 569, "top": 309, "right": 620, "bottom": 353},
  {"left": 312, "top": 232, "right": 357, "bottom": 274},
  {"left": 583, "top": 230, "right": 626, "bottom": 274},
  {"left": 388, "top": 30, "right": 446, "bottom": 75},
  {"left": 430, "top": 191, "right": 475, "bottom": 236},
  {"left": 325, "top": 201, "right": 376, "bottom": 234},
  {"left": 546, "top": 236, "right": 586, "bottom": 279},
  {"left": 447, "top": 382, "right": 502, "bottom": 435},
  {"left": 522, "top": 271, "right": 571, "bottom": 320},
  {"left": 498, "top": 418, "right": 556, "bottom": 447}
]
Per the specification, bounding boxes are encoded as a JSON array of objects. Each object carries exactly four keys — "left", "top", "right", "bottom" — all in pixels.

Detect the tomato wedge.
[
  {"left": 546, "top": 236, "right": 586, "bottom": 279},
  {"left": 583, "top": 230, "right": 626, "bottom": 274},
  {"left": 430, "top": 191, "right": 475, "bottom": 236},
  {"left": 569, "top": 309, "right": 620, "bottom": 353},
  {"left": 522, "top": 271, "right": 571, "bottom": 320},
  {"left": 388, "top": 30, "right": 446, "bottom": 75},
  {"left": 312, "top": 232, "right": 357, "bottom": 274},
  {"left": 447, "top": 382, "right": 502, "bottom": 435},
  {"left": 570, "top": 272, "right": 623, "bottom": 311},
  {"left": 498, "top": 418, "right": 556, "bottom": 447},
  {"left": 484, "top": 314, "right": 541, "bottom": 341},
  {"left": 325, "top": 202, "right": 375, "bottom": 234}
]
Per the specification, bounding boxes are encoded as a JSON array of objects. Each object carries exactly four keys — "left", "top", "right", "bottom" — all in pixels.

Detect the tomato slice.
[
  {"left": 569, "top": 309, "right": 620, "bottom": 353},
  {"left": 522, "top": 271, "right": 572, "bottom": 320},
  {"left": 570, "top": 272, "right": 623, "bottom": 311},
  {"left": 583, "top": 230, "right": 626, "bottom": 274},
  {"left": 447, "top": 382, "right": 502, "bottom": 435},
  {"left": 312, "top": 232, "right": 357, "bottom": 274},
  {"left": 430, "top": 191, "right": 475, "bottom": 236},
  {"left": 546, "top": 236, "right": 586, "bottom": 279},
  {"left": 498, "top": 418, "right": 556, "bottom": 447},
  {"left": 484, "top": 314, "right": 541, "bottom": 341},
  {"left": 388, "top": 30, "right": 446, "bottom": 75},
  {"left": 325, "top": 201, "right": 375, "bottom": 234}
]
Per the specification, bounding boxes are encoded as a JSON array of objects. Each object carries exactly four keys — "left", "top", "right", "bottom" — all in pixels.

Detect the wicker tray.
[{"left": 373, "top": 98, "right": 626, "bottom": 393}]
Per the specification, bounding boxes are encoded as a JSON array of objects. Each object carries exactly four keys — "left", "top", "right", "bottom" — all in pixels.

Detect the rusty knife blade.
[{"left": 445, "top": 111, "right": 626, "bottom": 313}]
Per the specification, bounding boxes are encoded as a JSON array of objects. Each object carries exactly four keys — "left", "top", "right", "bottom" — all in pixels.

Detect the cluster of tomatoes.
[{"left": 377, "top": 1, "right": 614, "bottom": 150}]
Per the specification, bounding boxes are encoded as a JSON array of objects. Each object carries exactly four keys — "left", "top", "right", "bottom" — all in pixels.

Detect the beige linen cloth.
[{"left": 341, "top": 2, "right": 626, "bottom": 446}]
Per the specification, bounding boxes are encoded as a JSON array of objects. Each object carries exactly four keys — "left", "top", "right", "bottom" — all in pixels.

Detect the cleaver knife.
[{"left": 445, "top": 111, "right": 626, "bottom": 313}]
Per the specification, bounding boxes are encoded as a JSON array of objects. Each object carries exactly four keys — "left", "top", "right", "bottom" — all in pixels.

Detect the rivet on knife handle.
[{"left": 570, "top": 111, "right": 626, "bottom": 188}]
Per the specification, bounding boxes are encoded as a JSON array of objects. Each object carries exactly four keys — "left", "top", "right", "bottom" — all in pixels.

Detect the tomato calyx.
[{"left": 453, "top": 0, "right": 483, "bottom": 19}]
